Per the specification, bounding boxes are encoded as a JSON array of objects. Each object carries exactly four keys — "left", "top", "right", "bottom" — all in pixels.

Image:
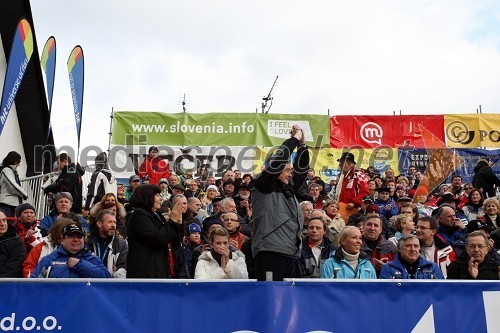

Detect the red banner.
[{"left": 330, "top": 115, "right": 445, "bottom": 148}]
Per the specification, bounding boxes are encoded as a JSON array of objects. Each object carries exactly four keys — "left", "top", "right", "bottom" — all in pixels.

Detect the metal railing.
[{"left": 20, "top": 164, "right": 96, "bottom": 219}]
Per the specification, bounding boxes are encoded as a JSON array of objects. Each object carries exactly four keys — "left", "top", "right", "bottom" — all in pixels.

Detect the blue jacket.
[
  {"left": 437, "top": 225, "right": 467, "bottom": 246},
  {"left": 320, "top": 249, "right": 377, "bottom": 279},
  {"left": 39, "top": 212, "right": 89, "bottom": 234},
  {"left": 374, "top": 198, "right": 399, "bottom": 219},
  {"left": 379, "top": 254, "right": 444, "bottom": 279},
  {"left": 31, "top": 246, "right": 111, "bottom": 278}
]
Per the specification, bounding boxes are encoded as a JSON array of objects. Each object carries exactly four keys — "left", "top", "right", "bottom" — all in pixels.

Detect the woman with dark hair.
[
  {"left": 0, "top": 151, "right": 27, "bottom": 218},
  {"left": 241, "top": 174, "right": 253, "bottom": 186},
  {"left": 126, "top": 184, "right": 184, "bottom": 278},
  {"left": 368, "top": 179, "right": 378, "bottom": 199},
  {"left": 462, "top": 189, "right": 485, "bottom": 221}
]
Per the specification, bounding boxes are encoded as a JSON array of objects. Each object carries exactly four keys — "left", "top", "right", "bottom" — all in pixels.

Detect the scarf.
[{"left": 341, "top": 247, "right": 360, "bottom": 272}]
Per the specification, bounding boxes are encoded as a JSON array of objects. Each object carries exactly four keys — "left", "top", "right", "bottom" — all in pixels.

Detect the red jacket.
[
  {"left": 22, "top": 240, "right": 47, "bottom": 278},
  {"left": 15, "top": 221, "right": 43, "bottom": 254},
  {"left": 138, "top": 156, "right": 171, "bottom": 185},
  {"left": 339, "top": 168, "right": 370, "bottom": 207},
  {"left": 433, "top": 233, "right": 456, "bottom": 278},
  {"left": 311, "top": 195, "right": 324, "bottom": 210},
  {"left": 229, "top": 230, "right": 249, "bottom": 250}
]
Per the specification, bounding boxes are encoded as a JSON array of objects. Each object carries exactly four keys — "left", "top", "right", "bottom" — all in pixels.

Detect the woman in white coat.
[
  {"left": 194, "top": 227, "right": 248, "bottom": 279},
  {"left": 0, "top": 151, "right": 27, "bottom": 218}
]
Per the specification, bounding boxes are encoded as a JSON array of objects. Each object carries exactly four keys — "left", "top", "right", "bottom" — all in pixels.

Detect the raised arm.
[{"left": 254, "top": 127, "right": 304, "bottom": 194}]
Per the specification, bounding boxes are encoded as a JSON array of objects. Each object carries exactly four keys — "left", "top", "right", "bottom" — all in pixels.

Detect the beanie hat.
[
  {"left": 206, "top": 185, "right": 218, "bottom": 192},
  {"left": 188, "top": 223, "right": 202, "bottom": 234},
  {"left": 15, "top": 203, "right": 36, "bottom": 217},
  {"left": 202, "top": 216, "right": 224, "bottom": 234},
  {"left": 95, "top": 152, "right": 107, "bottom": 165},
  {"left": 414, "top": 186, "right": 429, "bottom": 198}
]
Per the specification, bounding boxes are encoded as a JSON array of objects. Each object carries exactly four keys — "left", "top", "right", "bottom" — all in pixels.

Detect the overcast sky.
[{"left": 29, "top": 0, "right": 500, "bottom": 154}]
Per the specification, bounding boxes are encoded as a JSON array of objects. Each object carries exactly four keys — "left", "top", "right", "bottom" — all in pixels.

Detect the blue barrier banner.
[
  {"left": 0, "top": 280, "right": 499, "bottom": 332},
  {"left": 450, "top": 148, "right": 500, "bottom": 184},
  {"left": 398, "top": 148, "right": 500, "bottom": 184}
]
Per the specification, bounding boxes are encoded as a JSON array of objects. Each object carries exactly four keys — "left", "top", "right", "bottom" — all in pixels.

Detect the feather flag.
[
  {"left": 41, "top": 36, "right": 56, "bottom": 141},
  {"left": 0, "top": 18, "right": 34, "bottom": 136},
  {"left": 67, "top": 45, "right": 84, "bottom": 149}
]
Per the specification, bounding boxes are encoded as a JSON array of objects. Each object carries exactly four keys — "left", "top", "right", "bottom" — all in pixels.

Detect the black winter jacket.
[
  {"left": 126, "top": 207, "right": 182, "bottom": 278},
  {"left": 44, "top": 163, "right": 85, "bottom": 213},
  {"left": 472, "top": 161, "right": 500, "bottom": 199},
  {"left": 447, "top": 250, "right": 499, "bottom": 280},
  {"left": 0, "top": 224, "right": 26, "bottom": 277}
]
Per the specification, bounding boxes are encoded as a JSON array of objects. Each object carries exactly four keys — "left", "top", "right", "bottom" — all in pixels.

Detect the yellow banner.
[
  {"left": 445, "top": 114, "right": 500, "bottom": 148},
  {"left": 254, "top": 147, "right": 399, "bottom": 182}
]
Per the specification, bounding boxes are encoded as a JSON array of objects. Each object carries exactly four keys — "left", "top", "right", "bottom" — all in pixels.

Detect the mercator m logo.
[
  {"left": 446, "top": 121, "right": 475, "bottom": 144},
  {"left": 360, "top": 122, "right": 383, "bottom": 145}
]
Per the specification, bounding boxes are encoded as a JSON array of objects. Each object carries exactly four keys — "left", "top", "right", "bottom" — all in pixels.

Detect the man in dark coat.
[
  {"left": 44, "top": 153, "right": 85, "bottom": 214},
  {"left": 447, "top": 231, "right": 499, "bottom": 280},
  {"left": 0, "top": 210, "right": 26, "bottom": 277},
  {"left": 252, "top": 125, "right": 309, "bottom": 281},
  {"left": 472, "top": 159, "right": 500, "bottom": 199}
]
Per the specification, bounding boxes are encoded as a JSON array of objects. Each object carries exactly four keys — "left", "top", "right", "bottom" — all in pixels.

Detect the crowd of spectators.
[{"left": 1, "top": 129, "right": 500, "bottom": 281}]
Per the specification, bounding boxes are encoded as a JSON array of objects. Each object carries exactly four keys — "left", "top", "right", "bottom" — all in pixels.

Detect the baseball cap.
[
  {"left": 362, "top": 196, "right": 374, "bottom": 203},
  {"left": 129, "top": 175, "right": 140, "bottom": 182},
  {"left": 467, "top": 220, "right": 496, "bottom": 233},
  {"left": 63, "top": 223, "right": 85, "bottom": 237}
]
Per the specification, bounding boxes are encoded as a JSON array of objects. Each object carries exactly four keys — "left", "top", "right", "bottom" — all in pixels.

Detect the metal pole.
[{"left": 107, "top": 107, "right": 114, "bottom": 154}]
